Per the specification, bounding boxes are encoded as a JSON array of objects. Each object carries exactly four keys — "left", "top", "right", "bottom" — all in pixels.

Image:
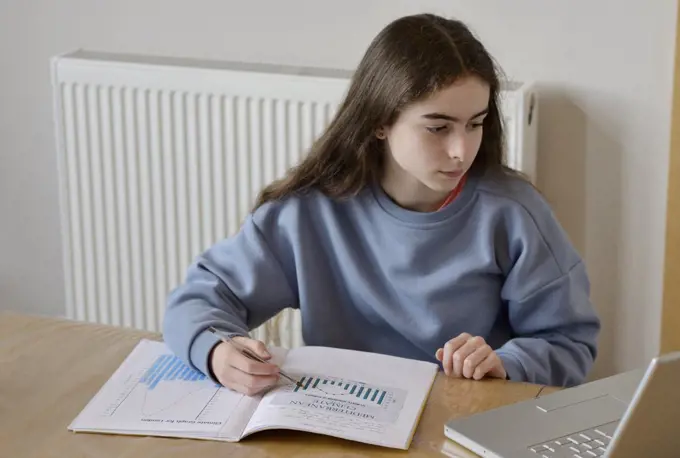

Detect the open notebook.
[{"left": 68, "top": 339, "right": 438, "bottom": 450}]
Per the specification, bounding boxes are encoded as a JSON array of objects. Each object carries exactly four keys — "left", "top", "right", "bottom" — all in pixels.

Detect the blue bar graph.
[{"left": 140, "top": 354, "right": 216, "bottom": 390}]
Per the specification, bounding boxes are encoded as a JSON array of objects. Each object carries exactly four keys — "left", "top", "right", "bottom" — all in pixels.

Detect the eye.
[
  {"left": 426, "top": 125, "right": 449, "bottom": 133},
  {"left": 467, "top": 122, "right": 484, "bottom": 131}
]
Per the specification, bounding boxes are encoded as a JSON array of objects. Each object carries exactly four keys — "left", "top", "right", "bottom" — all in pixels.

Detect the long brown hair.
[{"left": 254, "top": 13, "right": 511, "bottom": 209}]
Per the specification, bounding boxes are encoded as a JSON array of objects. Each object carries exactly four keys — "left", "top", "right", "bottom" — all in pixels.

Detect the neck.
[{"left": 381, "top": 166, "right": 450, "bottom": 213}]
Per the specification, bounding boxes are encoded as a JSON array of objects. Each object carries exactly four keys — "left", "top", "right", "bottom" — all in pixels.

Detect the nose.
[{"left": 446, "top": 133, "right": 470, "bottom": 164}]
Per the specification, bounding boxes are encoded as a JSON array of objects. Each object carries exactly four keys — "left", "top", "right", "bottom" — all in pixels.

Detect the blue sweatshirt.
[{"left": 163, "top": 171, "right": 600, "bottom": 387}]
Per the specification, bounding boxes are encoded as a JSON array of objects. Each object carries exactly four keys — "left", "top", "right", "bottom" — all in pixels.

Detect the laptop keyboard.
[{"left": 528, "top": 420, "right": 618, "bottom": 458}]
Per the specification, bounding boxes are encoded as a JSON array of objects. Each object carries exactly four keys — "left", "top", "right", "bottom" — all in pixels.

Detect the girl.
[{"left": 163, "top": 13, "right": 600, "bottom": 395}]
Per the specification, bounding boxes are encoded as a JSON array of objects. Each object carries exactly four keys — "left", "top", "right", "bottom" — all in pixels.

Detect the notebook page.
[
  {"left": 68, "top": 339, "right": 262, "bottom": 441},
  {"left": 242, "top": 346, "right": 438, "bottom": 449}
]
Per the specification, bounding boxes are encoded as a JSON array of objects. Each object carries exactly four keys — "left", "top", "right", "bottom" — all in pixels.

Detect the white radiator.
[{"left": 51, "top": 50, "right": 538, "bottom": 349}]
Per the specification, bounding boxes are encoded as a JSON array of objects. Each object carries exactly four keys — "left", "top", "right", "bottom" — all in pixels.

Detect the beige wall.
[
  {"left": 662, "top": 1, "right": 680, "bottom": 354},
  {"left": 0, "top": 0, "right": 676, "bottom": 379}
]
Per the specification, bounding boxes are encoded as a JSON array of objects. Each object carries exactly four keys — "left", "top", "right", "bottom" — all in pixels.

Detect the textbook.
[{"left": 68, "top": 339, "right": 439, "bottom": 450}]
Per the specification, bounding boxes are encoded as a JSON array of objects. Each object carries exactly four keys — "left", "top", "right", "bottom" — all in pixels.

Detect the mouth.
[{"left": 439, "top": 169, "right": 464, "bottom": 178}]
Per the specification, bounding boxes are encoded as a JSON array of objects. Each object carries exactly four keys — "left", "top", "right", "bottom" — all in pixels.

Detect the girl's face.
[{"left": 379, "top": 75, "right": 490, "bottom": 211}]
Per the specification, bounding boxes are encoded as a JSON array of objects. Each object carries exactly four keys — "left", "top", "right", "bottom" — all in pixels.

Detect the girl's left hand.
[{"left": 435, "top": 333, "right": 507, "bottom": 380}]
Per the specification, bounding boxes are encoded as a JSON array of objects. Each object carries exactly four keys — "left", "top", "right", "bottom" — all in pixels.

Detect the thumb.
[
  {"left": 237, "top": 337, "right": 272, "bottom": 360},
  {"left": 435, "top": 348, "right": 443, "bottom": 361}
]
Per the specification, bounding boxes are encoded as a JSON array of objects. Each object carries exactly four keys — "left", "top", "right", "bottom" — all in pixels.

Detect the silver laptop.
[{"left": 444, "top": 351, "right": 680, "bottom": 458}]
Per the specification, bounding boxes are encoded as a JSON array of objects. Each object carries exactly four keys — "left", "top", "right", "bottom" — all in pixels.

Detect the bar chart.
[
  {"left": 140, "top": 354, "right": 219, "bottom": 390},
  {"left": 271, "top": 373, "right": 406, "bottom": 423},
  {"left": 293, "top": 376, "right": 389, "bottom": 405}
]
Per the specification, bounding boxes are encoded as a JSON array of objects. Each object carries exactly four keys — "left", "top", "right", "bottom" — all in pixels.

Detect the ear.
[{"left": 376, "top": 127, "right": 387, "bottom": 139}]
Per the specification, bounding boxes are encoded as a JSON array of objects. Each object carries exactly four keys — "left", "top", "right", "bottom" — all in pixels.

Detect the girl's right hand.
[{"left": 209, "top": 336, "right": 281, "bottom": 395}]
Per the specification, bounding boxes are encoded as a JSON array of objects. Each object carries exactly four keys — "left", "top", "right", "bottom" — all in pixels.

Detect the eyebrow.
[{"left": 422, "top": 108, "right": 489, "bottom": 122}]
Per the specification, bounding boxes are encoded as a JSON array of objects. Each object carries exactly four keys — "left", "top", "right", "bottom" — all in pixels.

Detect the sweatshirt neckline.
[{"left": 369, "top": 173, "right": 479, "bottom": 225}]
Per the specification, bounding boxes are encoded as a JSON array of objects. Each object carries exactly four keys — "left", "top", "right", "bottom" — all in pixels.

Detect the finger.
[
  {"left": 463, "top": 344, "right": 492, "bottom": 378},
  {"left": 226, "top": 365, "right": 280, "bottom": 391},
  {"left": 453, "top": 336, "right": 485, "bottom": 377},
  {"left": 229, "top": 350, "right": 280, "bottom": 375},
  {"left": 435, "top": 348, "right": 443, "bottom": 361},
  {"left": 234, "top": 337, "right": 272, "bottom": 360},
  {"left": 223, "top": 380, "right": 249, "bottom": 395},
  {"left": 472, "top": 352, "right": 500, "bottom": 380},
  {"left": 226, "top": 380, "right": 270, "bottom": 397},
  {"left": 443, "top": 333, "right": 471, "bottom": 376}
]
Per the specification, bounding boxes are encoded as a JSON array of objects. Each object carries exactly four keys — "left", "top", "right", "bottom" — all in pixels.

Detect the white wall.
[{"left": 0, "top": 0, "right": 676, "bottom": 379}]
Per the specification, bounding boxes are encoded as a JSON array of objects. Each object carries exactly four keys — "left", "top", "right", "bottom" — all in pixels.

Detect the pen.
[{"left": 208, "top": 326, "right": 302, "bottom": 388}]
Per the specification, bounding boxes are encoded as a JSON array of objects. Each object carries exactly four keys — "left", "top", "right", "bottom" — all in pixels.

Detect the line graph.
[
  {"left": 139, "top": 380, "right": 220, "bottom": 418},
  {"left": 81, "top": 342, "right": 247, "bottom": 436},
  {"left": 101, "top": 353, "right": 224, "bottom": 418},
  {"left": 137, "top": 354, "right": 222, "bottom": 417}
]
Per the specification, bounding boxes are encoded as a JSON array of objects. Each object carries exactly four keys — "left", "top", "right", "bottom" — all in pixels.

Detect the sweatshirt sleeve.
[
  {"left": 494, "top": 190, "right": 601, "bottom": 388},
  {"left": 162, "top": 213, "right": 297, "bottom": 378}
]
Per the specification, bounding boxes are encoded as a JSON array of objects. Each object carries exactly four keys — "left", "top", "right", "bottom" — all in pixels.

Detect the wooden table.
[{"left": 0, "top": 312, "right": 558, "bottom": 457}]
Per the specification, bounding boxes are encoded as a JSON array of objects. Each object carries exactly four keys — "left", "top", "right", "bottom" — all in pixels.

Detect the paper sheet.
[
  {"left": 243, "top": 346, "right": 437, "bottom": 449},
  {"left": 68, "top": 339, "right": 258, "bottom": 440}
]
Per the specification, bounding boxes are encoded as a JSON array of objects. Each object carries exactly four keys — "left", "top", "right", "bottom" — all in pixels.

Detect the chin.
[
  {"left": 421, "top": 183, "right": 455, "bottom": 196},
  {"left": 428, "top": 177, "right": 461, "bottom": 192}
]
